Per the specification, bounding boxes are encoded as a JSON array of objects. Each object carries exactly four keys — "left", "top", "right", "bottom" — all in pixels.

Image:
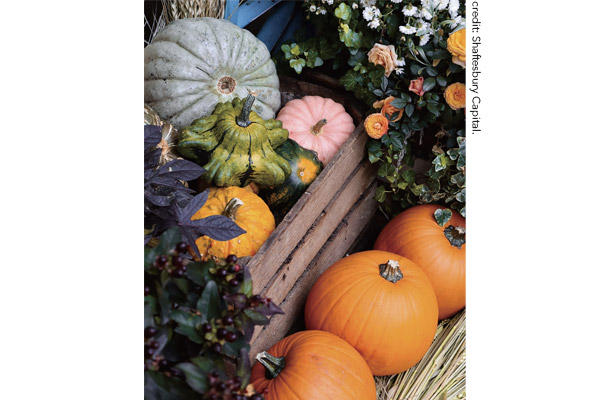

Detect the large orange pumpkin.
[
  {"left": 374, "top": 204, "right": 466, "bottom": 320},
  {"left": 191, "top": 186, "right": 274, "bottom": 260},
  {"left": 304, "top": 250, "right": 438, "bottom": 376},
  {"left": 276, "top": 95, "right": 355, "bottom": 166},
  {"left": 251, "top": 330, "right": 376, "bottom": 399}
]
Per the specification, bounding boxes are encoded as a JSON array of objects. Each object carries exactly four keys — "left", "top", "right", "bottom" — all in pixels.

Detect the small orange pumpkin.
[
  {"left": 304, "top": 250, "right": 438, "bottom": 376},
  {"left": 191, "top": 186, "right": 274, "bottom": 260},
  {"left": 251, "top": 330, "right": 376, "bottom": 399},
  {"left": 276, "top": 96, "right": 355, "bottom": 166},
  {"left": 374, "top": 204, "right": 466, "bottom": 320}
]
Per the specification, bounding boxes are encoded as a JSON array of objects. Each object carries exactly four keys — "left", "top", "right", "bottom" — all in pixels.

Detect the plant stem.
[
  {"left": 310, "top": 119, "right": 328, "bottom": 136},
  {"left": 236, "top": 93, "right": 256, "bottom": 127},
  {"left": 379, "top": 260, "right": 404, "bottom": 283},
  {"left": 222, "top": 198, "right": 244, "bottom": 220},
  {"left": 255, "top": 351, "right": 285, "bottom": 379}
]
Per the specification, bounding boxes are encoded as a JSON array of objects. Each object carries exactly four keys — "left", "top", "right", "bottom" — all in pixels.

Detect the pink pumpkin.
[{"left": 276, "top": 96, "right": 355, "bottom": 165}]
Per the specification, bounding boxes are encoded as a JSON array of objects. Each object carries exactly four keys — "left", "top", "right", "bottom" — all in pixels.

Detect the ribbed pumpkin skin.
[
  {"left": 304, "top": 251, "right": 438, "bottom": 376},
  {"left": 276, "top": 96, "right": 355, "bottom": 165},
  {"left": 191, "top": 187, "right": 274, "bottom": 260},
  {"left": 374, "top": 204, "right": 466, "bottom": 320},
  {"left": 251, "top": 330, "right": 376, "bottom": 400},
  {"left": 145, "top": 18, "right": 280, "bottom": 129}
]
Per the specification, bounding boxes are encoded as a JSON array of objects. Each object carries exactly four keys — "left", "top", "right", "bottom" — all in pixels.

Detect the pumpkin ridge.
[
  {"left": 148, "top": 39, "right": 213, "bottom": 69},
  {"left": 341, "top": 278, "right": 384, "bottom": 349},
  {"left": 167, "top": 92, "right": 214, "bottom": 121},
  {"left": 275, "top": 372, "right": 306, "bottom": 400},
  {"left": 312, "top": 272, "right": 375, "bottom": 330},
  {"left": 305, "top": 269, "right": 370, "bottom": 314}
]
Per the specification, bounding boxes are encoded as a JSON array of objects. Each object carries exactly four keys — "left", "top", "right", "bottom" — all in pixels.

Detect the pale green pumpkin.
[{"left": 144, "top": 17, "right": 281, "bottom": 129}]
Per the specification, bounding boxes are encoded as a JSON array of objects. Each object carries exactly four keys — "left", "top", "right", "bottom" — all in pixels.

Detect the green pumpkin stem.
[
  {"left": 444, "top": 225, "right": 466, "bottom": 249},
  {"left": 222, "top": 198, "right": 244, "bottom": 220},
  {"left": 236, "top": 93, "right": 256, "bottom": 127},
  {"left": 379, "top": 260, "right": 403, "bottom": 283},
  {"left": 256, "top": 351, "right": 285, "bottom": 379},
  {"left": 310, "top": 119, "right": 328, "bottom": 136}
]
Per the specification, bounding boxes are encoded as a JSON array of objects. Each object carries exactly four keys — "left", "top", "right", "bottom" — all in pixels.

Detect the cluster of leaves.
[
  {"left": 145, "top": 228, "right": 282, "bottom": 399},
  {"left": 144, "top": 125, "right": 245, "bottom": 253},
  {"left": 276, "top": 1, "right": 466, "bottom": 217}
]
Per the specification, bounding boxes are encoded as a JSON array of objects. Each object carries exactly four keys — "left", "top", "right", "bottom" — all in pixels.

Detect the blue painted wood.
[
  {"left": 271, "top": 8, "right": 305, "bottom": 55},
  {"left": 224, "top": 0, "right": 240, "bottom": 20},
  {"left": 225, "top": 0, "right": 283, "bottom": 29},
  {"left": 256, "top": 1, "right": 296, "bottom": 51}
]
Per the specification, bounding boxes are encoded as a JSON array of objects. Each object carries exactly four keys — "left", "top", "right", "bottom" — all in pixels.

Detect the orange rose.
[
  {"left": 367, "top": 43, "right": 398, "bottom": 77},
  {"left": 447, "top": 29, "right": 466, "bottom": 68},
  {"left": 364, "top": 113, "right": 389, "bottom": 139},
  {"left": 444, "top": 83, "right": 466, "bottom": 110},
  {"left": 409, "top": 76, "right": 425, "bottom": 96},
  {"left": 373, "top": 96, "right": 404, "bottom": 122}
]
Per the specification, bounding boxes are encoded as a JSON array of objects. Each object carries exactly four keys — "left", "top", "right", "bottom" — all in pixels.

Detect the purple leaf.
[
  {"left": 187, "top": 215, "right": 246, "bottom": 241},
  {"left": 146, "top": 193, "right": 173, "bottom": 207},
  {"left": 157, "top": 159, "right": 205, "bottom": 181},
  {"left": 145, "top": 125, "right": 162, "bottom": 151},
  {"left": 254, "top": 301, "right": 284, "bottom": 317},
  {"left": 178, "top": 190, "right": 210, "bottom": 222}
]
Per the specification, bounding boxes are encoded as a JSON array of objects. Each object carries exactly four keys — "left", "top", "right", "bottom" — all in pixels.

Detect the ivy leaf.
[
  {"left": 334, "top": 2, "right": 352, "bottom": 21},
  {"left": 375, "top": 186, "right": 386, "bottom": 203},
  {"left": 289, "top": 58, "right": 306, "bottom": 74},
  {"left": 289, "top": 43, "right": 300, "bottom": 56},
  {"left": 434, "top": 208, "right": 453, "bottom": 227}
]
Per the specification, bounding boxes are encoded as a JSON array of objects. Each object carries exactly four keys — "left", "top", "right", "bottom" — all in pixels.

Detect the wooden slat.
[
  {"left": 261, "top": 160, "right": 376, "bottom": 302},
  {"left": 247, "top": 123, "right": 368, "bottom": 293},
  {"left": 249, "top": 182, "right": 378, "bottom": 360}
]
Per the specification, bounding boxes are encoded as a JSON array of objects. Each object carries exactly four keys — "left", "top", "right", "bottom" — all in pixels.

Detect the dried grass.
[
  {"left": 376, "top": 310, "right": 466, "bottom": 400},
  {"left": 161, "top": 0, "right": 227, "bottom": 22}
]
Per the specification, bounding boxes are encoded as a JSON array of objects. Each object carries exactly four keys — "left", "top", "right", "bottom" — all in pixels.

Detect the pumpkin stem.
[
  {"left": 444, "top": 225, "right": 465, "bottom": 249},
  {"left": 236, "top": 93, "right": 256, "bottom": 127},
  {"left": 379, "top": 260, "right": 403, "bottom": 283},
  {"left": 222, "top": 197, "right": 244, "bottom": 220},
  {"left": 255, "top": 351, "right": 285, "bottom": 379},
  {"left": 310, "top": 119, "right": 328, "bottom": 136}
]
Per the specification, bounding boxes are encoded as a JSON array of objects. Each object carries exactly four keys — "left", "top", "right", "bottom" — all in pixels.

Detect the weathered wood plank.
[
  {"left": 261, "top": 160, "right": 376, "bottom": 301},
  {"left": 247, "top": 123, "right": 368, "bottom": 293},
  {"left": 249, "top": 182, "right": 378, "bottom": 360}
]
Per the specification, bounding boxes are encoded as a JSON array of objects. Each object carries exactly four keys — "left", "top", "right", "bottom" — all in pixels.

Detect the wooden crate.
[{"left": 244, "top": 76, "right": 378, "bottom": 361}]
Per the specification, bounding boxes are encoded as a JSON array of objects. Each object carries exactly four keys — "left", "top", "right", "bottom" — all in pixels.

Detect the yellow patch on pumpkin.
[{"left": 296, "top": 158, "right": 319, "bottom": 184}]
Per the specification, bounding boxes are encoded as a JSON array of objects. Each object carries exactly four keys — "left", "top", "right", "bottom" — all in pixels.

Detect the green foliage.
[
  {"left": 144, "top": 228, "right": 283, "bottom": 398},
  {"left": 276, "top": 1, "right": 467, "bottom": 216}
]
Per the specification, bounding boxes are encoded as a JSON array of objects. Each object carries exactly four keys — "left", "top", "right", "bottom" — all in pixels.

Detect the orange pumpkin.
[
  {"left": 251, "top": 330, "right": 376, "bottom": 399},
  {"left": 374, "top": 204, "right": 466, "bottom": 320},
  {"left": 276, "top": 95, "right": 355, "bottom": 166},
  {"left": 191, "top": 186, "right": 274, "bottom": 260},
  {"left": 304, "top": 250, "right": 438, "bottom": 376}
]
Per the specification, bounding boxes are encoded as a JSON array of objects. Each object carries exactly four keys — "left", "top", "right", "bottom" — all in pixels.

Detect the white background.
[{"left": 1, "top": 1, "right": 608, "bottom": 399}]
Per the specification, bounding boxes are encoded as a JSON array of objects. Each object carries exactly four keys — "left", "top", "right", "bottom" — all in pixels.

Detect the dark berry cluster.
[
  {"left": 153, "top": 241, "right": 191, "bottom": 277},
  {"left": 210, "top": 254, "right": 244, "bottom": 288},
  {"left": 203, "top": 372, "right": 263, "bottom": 400}
]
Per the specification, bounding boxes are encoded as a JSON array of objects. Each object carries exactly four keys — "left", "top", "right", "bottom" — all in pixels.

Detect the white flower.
[
  {"left": 362, "top": 6, "right": 375, "bottom": 21},
  {"left": 309, "top": 5, "right": 316, "bottom": 12},
  {"left": 449, "top": 15, "right": 463, "bottom": 29},
  {"left": 396, "top": 57, "right": 406, "bottom": 67},
  {"left": 420, "top": 8, "right": 433, "bottom": 19},
  {"left": 449, "top": 0, "right": 459, "bottom": 16},
  {"left": 419, "top": 34, "right": 430, "bottom": 46},
  {"left": 319, "top": 8, "right": 327, "bottom": 15},
  {"left": 395, "top": 67, "right": 405, "bottom": 75},
  {"left": 368, "top": 18, "right": 381, "bottom": 29},
  {"left": 420, "top": 0, "right": 432, "bottom": 8},
  {"left": 325, "top": 0, "right": 334, "bottom": 4},
  {"left": 352, "top": 3, "right": 358, "bottom": 8},
  {"left": 390, "top": 0, "right": 402, "bottom": 3},
  {"left": 416, "top": 20, "right": 430, "bottom": 35},
  {"left": 438, "top": 0, "right": 449, "bottom": 10},
  {"left": 360, "top": 0, "right": 376, "bottom": 7},
  {"left": 402, "top": 4, "right": 418, "bottom": 16},
  {"left": 399, "top": 24, "right": 417, "bottom": 34}
]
